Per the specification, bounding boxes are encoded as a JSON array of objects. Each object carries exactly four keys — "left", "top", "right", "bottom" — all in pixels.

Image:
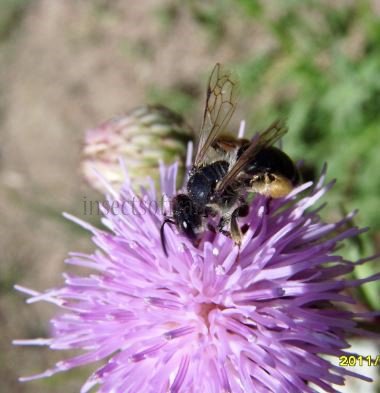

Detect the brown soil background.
[{"left": 1, "top": 2, "right": 261, "bottom": 392}]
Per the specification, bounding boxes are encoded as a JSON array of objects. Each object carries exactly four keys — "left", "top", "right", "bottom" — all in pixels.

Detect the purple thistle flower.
[{"left": 14, "top": 160, "right": 379, "bottom": 392}]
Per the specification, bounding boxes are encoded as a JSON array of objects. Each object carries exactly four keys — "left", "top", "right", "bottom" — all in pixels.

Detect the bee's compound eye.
[
  {"left": 180, "top": 219, "right": 197, "bottom": 240},
  {"left": 172, "top": 194, "right": 201, "bottom": 240}
]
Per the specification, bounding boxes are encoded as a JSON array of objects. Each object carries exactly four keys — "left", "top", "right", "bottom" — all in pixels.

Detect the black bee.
[{"left": 160, "top": 63, "right": 299, "bottom": 255}]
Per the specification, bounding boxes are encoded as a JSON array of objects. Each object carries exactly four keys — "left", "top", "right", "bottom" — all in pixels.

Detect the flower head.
[
  {"left": 15, "top": 159, "right": 379, "bottom": 392},
  {"left": 81, "top": 105, "right": 193, "bottom": 193}
]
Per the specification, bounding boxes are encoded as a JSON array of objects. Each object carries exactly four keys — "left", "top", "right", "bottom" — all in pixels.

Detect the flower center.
[{"left": 198, "top": 302, "right": 220, "bottom": 329}]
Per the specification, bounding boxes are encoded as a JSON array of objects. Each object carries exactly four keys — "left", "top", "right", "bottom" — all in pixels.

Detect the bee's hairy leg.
[
  {"left": 217, "top": 215, "right": 232, "bottom": 238},
  {"left": 230, "top": 215, "right": 242, "bottom": 245},
  {"left": 265, "top": 196, "right": 272, "bottom": 213},
  {"left": 230, "top": 204, "right": 249, "bottom": 245},
  {"left": 217, "top": 202, "right": 250, "bottom": 242},
  {"left": 249, "top": 172, "right": 275, "bottom": 195}
]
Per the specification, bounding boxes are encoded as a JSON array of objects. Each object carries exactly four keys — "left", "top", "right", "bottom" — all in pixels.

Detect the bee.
[{"left": 160, "top": 63, "right": 299, "bottom": 255}]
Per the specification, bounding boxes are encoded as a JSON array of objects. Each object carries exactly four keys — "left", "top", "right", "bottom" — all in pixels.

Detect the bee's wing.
[
  {"left": 194, "top": 63, "right": 239, "bottom": 166},
  {"left": 216, "top": 120, "right": 288, "bottom": 193}
]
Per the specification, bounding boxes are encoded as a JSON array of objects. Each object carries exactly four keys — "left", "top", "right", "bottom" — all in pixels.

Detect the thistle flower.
[
  {"left": 14, "top": 161, "right": 379, "bottom": 392},
  {"left": 81, "top": 105, "right": 193, "bottom": 193}
]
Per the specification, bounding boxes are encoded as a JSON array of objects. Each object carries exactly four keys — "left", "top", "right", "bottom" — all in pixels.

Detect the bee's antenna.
[{"left": 160, "top": 218, "right": 175, "bottom": 257}]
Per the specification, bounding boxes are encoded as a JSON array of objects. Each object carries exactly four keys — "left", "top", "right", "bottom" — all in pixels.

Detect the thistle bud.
[{"left": 81, "top": 105, "right": 193, "bottom": 193}]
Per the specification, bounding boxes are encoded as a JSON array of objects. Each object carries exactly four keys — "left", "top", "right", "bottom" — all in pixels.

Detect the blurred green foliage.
[
  {"left": 0, "top": 0, "right": 29, "bottom": 41},
  {"left": 234, "top": 1, "right": 380, "bottom": 235},
  {"left": 170, "top": 1, "right": 380, "bottom": 238},
  {"left": 148, "top": 85, "right": 197, "bottom": 116},
  {"left": 179, "top": 0, "right": 380, "bottom": 308}
]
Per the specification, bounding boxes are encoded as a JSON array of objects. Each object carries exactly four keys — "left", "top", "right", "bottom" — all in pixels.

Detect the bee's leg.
[
  {"left": 217, "top": 216, "right": 232, "bottom": 238},
  {"left": 249, "top": 172, "right": 272, "bottom": 196},
  {"left": 250, "top": 172, "right": 293, "bottom": 199},
  {"left": 265, "top": 196, "right": 273, "bottom": 214},
  {"left": 230, "top": 204, "right": 249, "bottom": 245},
  {"left": 230, "top": 213, "right": 242, "bottom": 245}
]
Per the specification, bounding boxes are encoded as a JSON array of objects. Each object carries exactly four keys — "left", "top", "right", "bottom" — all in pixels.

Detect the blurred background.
[{"left": 1, "top": 1, "right": 379, "bottom": 392}]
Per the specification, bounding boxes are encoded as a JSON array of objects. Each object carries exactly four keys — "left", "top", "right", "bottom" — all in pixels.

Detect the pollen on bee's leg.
[{"left": 230, "top": 219, "right": 242, "bottom": 245}]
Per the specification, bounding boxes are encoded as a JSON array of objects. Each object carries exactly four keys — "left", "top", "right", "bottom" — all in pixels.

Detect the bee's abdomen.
[
  {"left": 187, "top": 161, "right": 229, "bottom": 206},
  {"left": 242, "top": 146, "right": 299, "bottom": 185}
]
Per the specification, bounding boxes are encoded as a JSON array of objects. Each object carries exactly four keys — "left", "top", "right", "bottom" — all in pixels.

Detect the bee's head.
[
  {"left": 160, "top": 194, "right": 203, "bottom": 256},
  {"left": 172, "top": 194, "right": 202, "bottom": 239}
]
